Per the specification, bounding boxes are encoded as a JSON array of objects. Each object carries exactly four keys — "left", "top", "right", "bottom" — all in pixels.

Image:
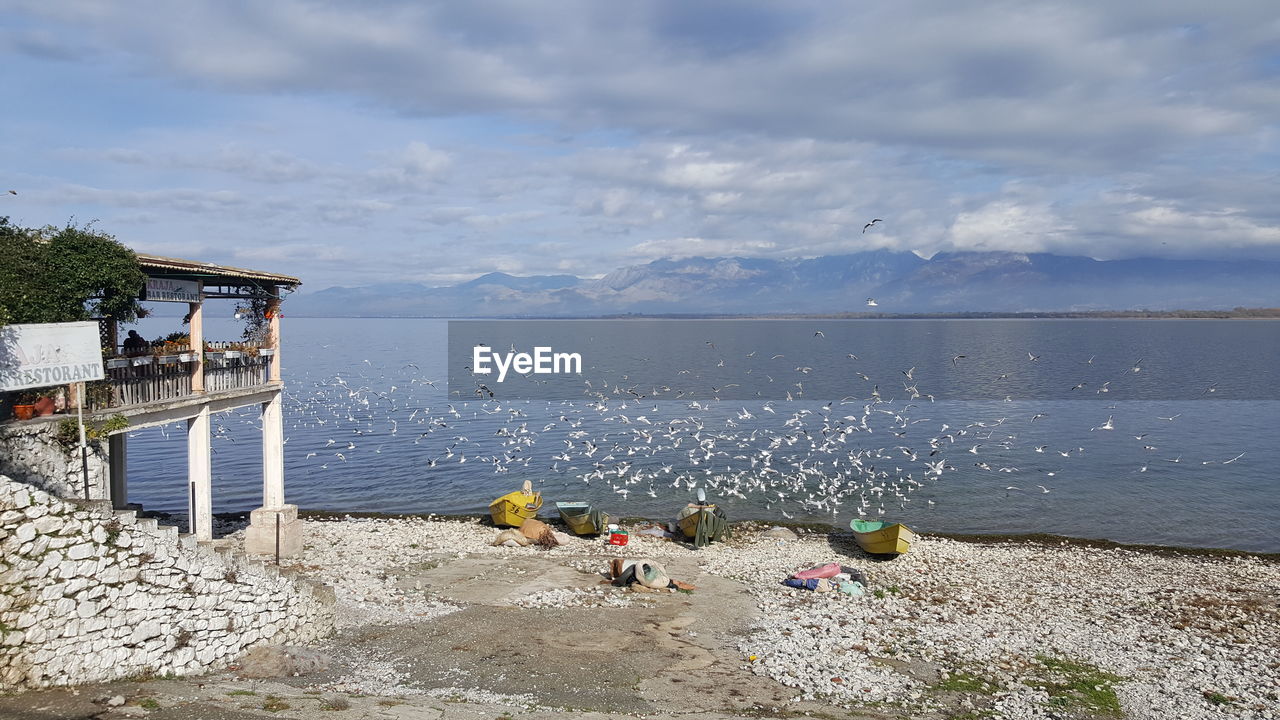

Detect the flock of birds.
[{"left": 128, "top": 332, "right": 1251, "bottom": 524}]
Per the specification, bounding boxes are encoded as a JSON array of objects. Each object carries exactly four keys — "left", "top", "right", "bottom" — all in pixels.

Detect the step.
[
  {"left": 112, "top": 510, "right": 137, "bottom": 524},
  {"left": 154, "top": 524, "right": 178, "bottom": 542},
  {"left": 133, "top": 517, "right": 159, "bottom": 532},
  {"left": 176, "top": 533, "right": 198, "bottom": 551}
]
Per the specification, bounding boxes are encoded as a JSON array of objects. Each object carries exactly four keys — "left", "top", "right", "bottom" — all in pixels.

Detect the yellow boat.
[
  {"left": 489, "top": 480, "right": 543, "bottom": 527},
  {"left": 850, "top": 519, "right": 916, "bottom": 555}
]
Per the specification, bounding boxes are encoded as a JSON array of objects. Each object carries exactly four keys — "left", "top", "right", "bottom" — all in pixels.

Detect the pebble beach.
[{"left": 264, "top": 516, "right": 1279, "bottom": 720}]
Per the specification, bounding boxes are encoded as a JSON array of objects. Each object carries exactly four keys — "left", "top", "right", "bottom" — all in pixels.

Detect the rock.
[
  {"left": 106, "top": 695, "right": 125, "bottom": 707},
  {"left": 491, "top": 529, "right": 531, "bottom": 546},
  {"left": 762, "top": 526, "right": 799, "bottom": 541},
  {"left": 235, "top": 645, "right": 330, "bottom": 678}
]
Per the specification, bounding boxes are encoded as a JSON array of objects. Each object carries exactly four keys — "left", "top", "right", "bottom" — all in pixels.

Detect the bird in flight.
[
  {"left": 6, "top": 190, "right": 15, "bottom": 196},
  {"left": 813, "top": 331, "right": 825, "bottom": 338},
  {"left": 866, "top": 298, "right": 878, "bottom": 307},
  {"left": 951, "top": 354, "right": 966, "bottom": 366},
  {"left": 862, "top": 218, "right": 883, "bottom": 233}
]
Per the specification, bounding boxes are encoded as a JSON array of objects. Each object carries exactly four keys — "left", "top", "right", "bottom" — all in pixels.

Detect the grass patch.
[
  {"left": 262, "top": 696, "right": 291, "bottom": 712},
  {"left": 1032, "top": 655, "right": 1125, "bottom": 716},
  {"left": 226, "top": 689, "right": 257, "bottom": 696},
  {"left": 935, "top": 671, "right": 999, "bottom": 694},
  {"left": 138, "top": 698, "right": 160, "bottom": 710},
  {"left": 320, "top": 696, "right": 352, "bottom": 711},
  {"left": 1202, "top": 690, "right": 1234, "bottom": 706}
]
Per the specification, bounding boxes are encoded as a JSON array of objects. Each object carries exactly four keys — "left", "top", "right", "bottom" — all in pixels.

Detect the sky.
[{"left": 2, "top": 1, "right": 1278, "bottom": 291}]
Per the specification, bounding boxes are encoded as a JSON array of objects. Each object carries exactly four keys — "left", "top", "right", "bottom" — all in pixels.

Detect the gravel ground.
[{"left": 260, "top": 516, "right": 1278, "bottom": 720}]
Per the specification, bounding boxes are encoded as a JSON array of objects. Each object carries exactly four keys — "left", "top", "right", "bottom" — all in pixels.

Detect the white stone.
[
  {"left": 14, "top": 524, "right": 36, "bottom": 544},
  {"left": 127, "top": 622, "right": 162, "bottom": 645},
  {"left": 67, "top": 543, "right": 94, "bottom": 561},
  {"left": 31, "top": 515, "right": 62, "bottom": 535}
]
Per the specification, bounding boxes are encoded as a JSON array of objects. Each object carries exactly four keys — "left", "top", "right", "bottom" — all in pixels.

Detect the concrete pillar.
[
  {"left": 109, "top": 433, "right": 128, "bottom": 509},
  {"left": 189, "top": 282, "right": 204, "bottom": 392},
  {"left": 187, "top": 405, "right": 213, "bottom": 540},
  {"left": 267, "top": 291, "right": 281, "bottom": 383},
  {"left": 244, "top": 389, "right": 301, "bottom": 556},
  {"left": 261, "top": 391, "right": 285, "bottom": 508}
]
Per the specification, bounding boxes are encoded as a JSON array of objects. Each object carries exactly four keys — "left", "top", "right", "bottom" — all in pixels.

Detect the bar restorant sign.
[
  {"left": 0, "top": 322, "right": 105, "bottom": 392},
  {"left": 144, "top": 277, "right": 201, "bottom": 303}
]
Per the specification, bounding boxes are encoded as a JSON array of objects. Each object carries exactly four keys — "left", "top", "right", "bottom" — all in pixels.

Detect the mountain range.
[{"left": 286, "top": 250, "right": 1280, "bottom": 317}]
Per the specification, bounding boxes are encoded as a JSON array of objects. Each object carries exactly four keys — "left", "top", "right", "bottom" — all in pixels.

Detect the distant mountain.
[{"left": 286, "top": 251, "right": 1280, "bottom": 317}]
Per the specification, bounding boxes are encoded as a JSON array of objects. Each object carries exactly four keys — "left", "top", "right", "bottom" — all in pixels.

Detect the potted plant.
[
  {"left": 105, "top": 356, "right": 130, "bottom": 369},
  {"left": 12, "top": 391, "right": 38, "bottom": 420},
  {"left": 32, "top": 390, "right": 56, "bottom": 417}
]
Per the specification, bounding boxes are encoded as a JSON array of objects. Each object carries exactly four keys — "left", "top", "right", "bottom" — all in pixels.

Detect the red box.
[{"left": 608, "top": 530, "right": 629, "bottom": 546}]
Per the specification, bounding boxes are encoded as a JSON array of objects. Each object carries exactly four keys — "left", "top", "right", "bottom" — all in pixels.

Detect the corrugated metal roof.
[{"left": 135, "top": 253, "right": 301, "bottom": 286}]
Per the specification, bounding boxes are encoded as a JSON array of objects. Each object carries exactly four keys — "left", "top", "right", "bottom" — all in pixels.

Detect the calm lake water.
[{"left": 126, "top": 317, "right": 1280, "bottom": 553}]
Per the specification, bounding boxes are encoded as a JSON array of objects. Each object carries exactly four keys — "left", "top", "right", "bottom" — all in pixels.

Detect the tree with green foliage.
[{"left": 0, "top": 217, "right": 145, "bottom": 327}]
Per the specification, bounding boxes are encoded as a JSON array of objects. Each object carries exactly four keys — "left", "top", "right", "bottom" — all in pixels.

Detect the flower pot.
[
  {"left": 13, "top": 404, "right": 35, "bottom": 421},
  {"left": 223, "top": 350, "right": 243, "bottom": 360},
  {"left": 131, "top": 356, "right": 153, "bottom": 367},
  {"left": 178, "top": 353, "right": 196, "bottom": 363},
  {"left": 157, "top": 355, "right": 179, "bottom": 365},
  {"left": 205, "top": 352, "right": 225, "bottom": 361},
  {"left": 33, "top": 397, "right": 55, "bottom": 417},
  {"left": 258, "top": 348, "right": 275, "bottom": 357},
  {"left": 106, "top": 358, "right": 130, "bottom": 369}
]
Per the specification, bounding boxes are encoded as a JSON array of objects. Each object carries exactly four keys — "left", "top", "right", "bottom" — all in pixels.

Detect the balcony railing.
[{"left": 89, "top": 342, "right": 275, "bottom": 410}]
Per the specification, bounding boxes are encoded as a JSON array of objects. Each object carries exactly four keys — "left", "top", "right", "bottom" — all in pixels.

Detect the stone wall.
[
  {"left": 0, "top": 475, "right": 334, "bottom": 690},
  {"left": 0, "top": 419, "right": 109, "bottom": 501}
]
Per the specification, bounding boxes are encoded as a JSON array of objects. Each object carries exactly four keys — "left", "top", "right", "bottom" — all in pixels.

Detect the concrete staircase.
[{"left": 93, "top": 503, "right": 289, "bottom": 582}]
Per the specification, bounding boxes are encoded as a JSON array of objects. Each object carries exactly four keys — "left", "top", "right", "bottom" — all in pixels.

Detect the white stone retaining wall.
[
  {"left": 0, "top": 421, "right": 109, "bottom": 501},
  {"left": 0, "top": 475, "right": 335, "bottom": 690}
]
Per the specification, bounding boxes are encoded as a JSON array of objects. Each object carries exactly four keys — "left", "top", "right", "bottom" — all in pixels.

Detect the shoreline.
[{"left": 190, "top": 508, "right": 1280, "bottom": 560}]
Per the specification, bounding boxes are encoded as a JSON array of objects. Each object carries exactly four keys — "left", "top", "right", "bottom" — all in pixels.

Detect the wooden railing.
[
  {"left": 90, "top": 342, "right": 275, "bottom": 410},
  {"left": 204, "top": 354, "right": 270, "bottom": 392}
]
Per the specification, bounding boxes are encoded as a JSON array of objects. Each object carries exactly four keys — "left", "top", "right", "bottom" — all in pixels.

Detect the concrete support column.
[
  {"left": 245, "top": 389, "right": 301, "bottom": 556},
  {"left": 187, "top": 405, "right": 213, "bottom": 540},
  {"left": 267, "top": 291, "right": 281, "bottom": 383},
  {"left": 109, "top": 433, "right": 128, "bottom": 509},
  {"left": 189, "top": 282, "right": 204, "bottom": 392},
  {"left": 261, "top": 391, "right": 285, "bottom": 508}
]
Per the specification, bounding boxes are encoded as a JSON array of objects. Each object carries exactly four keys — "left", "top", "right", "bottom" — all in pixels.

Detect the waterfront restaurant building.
[{"left": 3, "top": 255, "right": 305, "bottom": 556}]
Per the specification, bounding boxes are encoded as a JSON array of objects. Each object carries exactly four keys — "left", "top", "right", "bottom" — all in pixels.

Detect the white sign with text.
[
  {"left": 144, "top": 277, "right": 201, "bottom": 303},
  {"left": 0, "top": 322, "right": 105, "bottom": 392}
]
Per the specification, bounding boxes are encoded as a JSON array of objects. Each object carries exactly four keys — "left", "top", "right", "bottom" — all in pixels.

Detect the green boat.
[{"left": 556, "top": 501, "right": 609, "bottom": 535}]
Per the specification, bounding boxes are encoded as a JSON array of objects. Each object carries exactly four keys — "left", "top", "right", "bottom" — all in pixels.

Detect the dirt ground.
[{"left": 0, "top": 552, "right": 924, "bottom": 720}]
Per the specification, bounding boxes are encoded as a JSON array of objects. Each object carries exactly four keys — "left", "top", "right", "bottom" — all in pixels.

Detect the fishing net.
[{"left": 693, "top": 506, "right": 731, "bottom": 548}]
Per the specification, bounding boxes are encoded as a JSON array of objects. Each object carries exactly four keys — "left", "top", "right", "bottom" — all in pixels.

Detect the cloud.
[{"left": 3, "top": 0, "right": 1280, "bottom": 289}]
